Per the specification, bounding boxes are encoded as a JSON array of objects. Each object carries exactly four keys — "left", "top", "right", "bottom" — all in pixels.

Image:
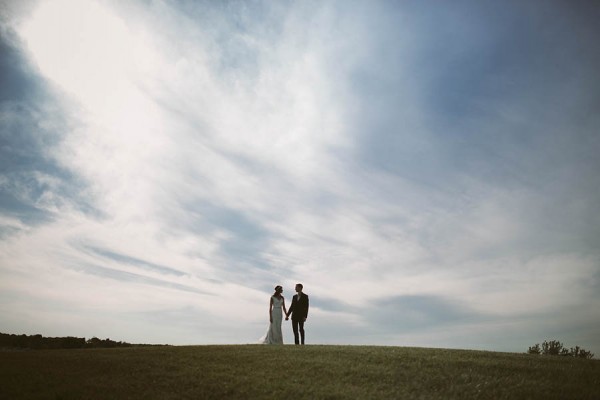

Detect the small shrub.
[
  {"left": 527, "top": 344, "right": 540, "bottom": 354},
  {"left": 570, "top": 346, "right": 595, "bottom": 359},
  {"left": 542, "top": 340, "right": 564, "bottom": 355},
  {"left": 528, "top": 340, "right": 594, "bottom": 359}
]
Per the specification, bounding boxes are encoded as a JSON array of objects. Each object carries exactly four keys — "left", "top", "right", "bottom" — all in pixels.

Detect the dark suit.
[{"left": 288, "top": 293, "right": 309, "bottom": 344}]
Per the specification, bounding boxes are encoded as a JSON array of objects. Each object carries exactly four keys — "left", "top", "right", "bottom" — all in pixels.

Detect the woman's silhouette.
[{"left": 260, "top": 285, "right": 287, "bottom": 344}]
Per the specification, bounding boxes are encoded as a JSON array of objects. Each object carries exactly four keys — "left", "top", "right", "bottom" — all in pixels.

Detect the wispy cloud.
[{"left": 1, "top": 0, "right": 599, "bottom": 351}]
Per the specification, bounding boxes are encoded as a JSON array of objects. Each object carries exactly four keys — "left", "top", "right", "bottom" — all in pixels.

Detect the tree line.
[
  {"left": 0, "top": 333, "right": 162, "bottom": 350},
  {"left": 528, "top": 339, "right": 594, "bottom": 359}
]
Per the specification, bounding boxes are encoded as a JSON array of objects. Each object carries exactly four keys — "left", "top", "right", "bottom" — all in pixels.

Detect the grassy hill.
[{"left": 1, "top": 345, "right": 599, "bottom": 399}]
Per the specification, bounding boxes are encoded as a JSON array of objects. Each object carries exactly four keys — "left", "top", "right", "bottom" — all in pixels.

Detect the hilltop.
[{"left": 1, "top": 344, "right": 599, "bottom": 399}]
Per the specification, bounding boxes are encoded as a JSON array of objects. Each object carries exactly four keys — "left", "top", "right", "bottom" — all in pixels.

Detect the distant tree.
[
  {"left": 61, "top": 336, "right": 86, "bottom": 349},
  {"left": 542, "top": 339, "right": 565, "bottom": 355},
  {"left": 30, "top": 334, "right": 44, "bottom": 349},
  {"left": 528, "top": 340, "right": 594, "bottom": 359},
  {"left": 85, "top": 336, "right": 132, "bottom": 348},
  {"left": 86, "top": 337, "right": 102, "bottom": 347},
  {"left": 2, "top": 332, "right": 137, "bottom": 350},
  {"left": 527, "top": 343, "right": 541, "bottom": 355},
  {"left": 570, "top": 346, "right": 595, "bottom": 359}
]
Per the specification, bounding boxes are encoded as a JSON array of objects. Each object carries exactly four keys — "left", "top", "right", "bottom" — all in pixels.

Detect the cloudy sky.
[{"left": 1, "top": 0, "right": 599, "bottom": 352}]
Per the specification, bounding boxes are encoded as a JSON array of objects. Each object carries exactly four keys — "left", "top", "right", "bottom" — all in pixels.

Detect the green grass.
[{"left": 1, "top": 345, "right": 599, "bottom": 399}]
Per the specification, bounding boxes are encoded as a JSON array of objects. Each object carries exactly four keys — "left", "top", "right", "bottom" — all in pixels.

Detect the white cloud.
[{"left": 1, "top": 0, "right": 599, "bottom": 352}]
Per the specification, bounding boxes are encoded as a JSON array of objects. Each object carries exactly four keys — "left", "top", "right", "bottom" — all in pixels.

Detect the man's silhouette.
[{"left": 286, "top": 283, "right": 309, "bottom": 345}]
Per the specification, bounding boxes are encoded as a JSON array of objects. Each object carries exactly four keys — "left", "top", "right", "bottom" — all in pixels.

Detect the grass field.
[{"left": 1, "top": 345, "right": 599, "bottom": 399}]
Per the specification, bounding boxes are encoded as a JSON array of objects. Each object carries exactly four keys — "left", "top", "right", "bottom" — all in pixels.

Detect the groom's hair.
[{"left": 296, "top": 283, "right": 303, "bottom": 290}]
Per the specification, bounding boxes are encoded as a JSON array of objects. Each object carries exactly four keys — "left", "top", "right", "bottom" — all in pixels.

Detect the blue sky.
[{"left": 1, "top": 0, "right": 599, "bottom": 352}]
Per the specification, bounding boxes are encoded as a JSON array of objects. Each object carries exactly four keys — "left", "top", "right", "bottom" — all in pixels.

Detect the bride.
[{"left": 260, "top": 285, "right": 287, "bottom": 344}]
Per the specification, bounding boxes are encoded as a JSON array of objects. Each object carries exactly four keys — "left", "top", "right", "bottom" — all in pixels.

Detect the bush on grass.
[{"left": 527, "top": 339, "right": 594, "bottom": 359}]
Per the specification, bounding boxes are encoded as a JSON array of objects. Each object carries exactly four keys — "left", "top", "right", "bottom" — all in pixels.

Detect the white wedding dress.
[{"left": 260, "top": 296, "right": 284, "bottom": 345}]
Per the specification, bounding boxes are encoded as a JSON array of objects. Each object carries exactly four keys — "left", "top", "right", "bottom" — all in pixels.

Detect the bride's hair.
[{"left": 274, "top": 285, "right": 283, "bottom": 293}]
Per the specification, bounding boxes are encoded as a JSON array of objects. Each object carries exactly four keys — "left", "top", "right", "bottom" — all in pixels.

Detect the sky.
[{"left": 1, "top": 0, "right": 599, "bottom": 353}]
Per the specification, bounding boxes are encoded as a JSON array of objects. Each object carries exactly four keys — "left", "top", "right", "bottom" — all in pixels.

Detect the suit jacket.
[{"left": 289, "top": 293, "right": 309, "bottom": 321}]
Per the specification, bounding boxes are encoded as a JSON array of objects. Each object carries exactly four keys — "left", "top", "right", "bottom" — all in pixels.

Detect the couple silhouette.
[{"left": 261, "top": 283, "right": 309, "bottom": 345}]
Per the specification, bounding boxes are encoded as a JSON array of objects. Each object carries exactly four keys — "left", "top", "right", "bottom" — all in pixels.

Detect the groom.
[{"left": 286, "top": 283, "right": 309, "bottom": 345}]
